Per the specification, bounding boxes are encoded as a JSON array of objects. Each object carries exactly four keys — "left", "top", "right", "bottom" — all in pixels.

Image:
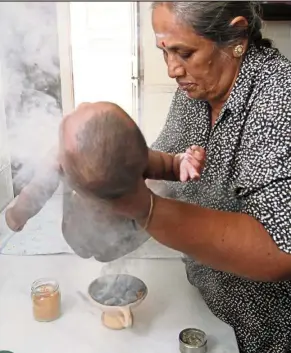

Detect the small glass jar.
[{"left": 31, "top": 278, "right": 61, "bottom": 322}]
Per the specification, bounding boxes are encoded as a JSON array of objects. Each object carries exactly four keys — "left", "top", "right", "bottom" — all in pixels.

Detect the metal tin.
[{"left": 179, "top": 328, "right": 207, "bottom": 353}]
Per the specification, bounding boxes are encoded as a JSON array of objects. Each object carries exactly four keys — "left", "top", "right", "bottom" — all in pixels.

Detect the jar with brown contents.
[{"left": 31, "top": 278, "right": 61, "bottom": 322}]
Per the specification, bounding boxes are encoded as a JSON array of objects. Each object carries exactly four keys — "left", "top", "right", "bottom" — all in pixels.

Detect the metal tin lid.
[{"left": 179, "top": 328, "right": 207, "bottom": 353}]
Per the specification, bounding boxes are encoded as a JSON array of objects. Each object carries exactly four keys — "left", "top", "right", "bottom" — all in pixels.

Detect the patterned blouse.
[{"left": 151, "top": 44, "right": 291, "bottom": 353}]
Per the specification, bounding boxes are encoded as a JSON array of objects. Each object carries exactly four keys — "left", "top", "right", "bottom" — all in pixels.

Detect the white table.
[{"left": 0, "top": 255, "right": 239, "bottom": 353}]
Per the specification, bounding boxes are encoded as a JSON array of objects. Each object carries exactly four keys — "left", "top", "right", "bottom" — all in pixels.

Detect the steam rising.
[
  {"left": 87, "top": 259, "right": 147, "bottom": 306},
  {"left": 89, "top": 272, "right": 147, "bottom": 306},
  {"left": 0, "top": 2, "right": 62, "bottom": 193}
]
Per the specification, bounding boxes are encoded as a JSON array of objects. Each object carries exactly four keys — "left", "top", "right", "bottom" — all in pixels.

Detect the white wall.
[
  {"left": 140, "top": 2, "right": 291, "bottom": 145},
  {"left": 140, "top": 2, "right": 177, "bottom": 146},
  {"left": 262, "top": 21, "right": 291, "bottom": 60}
]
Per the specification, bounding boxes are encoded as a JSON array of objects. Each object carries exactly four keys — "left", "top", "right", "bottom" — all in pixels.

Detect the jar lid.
[{"left": 31, "top": 278, "right": 59, "bottom": 294}]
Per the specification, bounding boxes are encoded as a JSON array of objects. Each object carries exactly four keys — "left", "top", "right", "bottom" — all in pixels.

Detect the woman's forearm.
[
  {"left": 142, "top": 195, "right": 291, "bottom": 282},
  {"left": 144, "top": 149, "right": 180, "bottom": 181}
]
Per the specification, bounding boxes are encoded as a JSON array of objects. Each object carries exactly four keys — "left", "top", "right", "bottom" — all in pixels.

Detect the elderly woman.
[{"left": 107, "top": 2, "right": 291, "bottom": 353}]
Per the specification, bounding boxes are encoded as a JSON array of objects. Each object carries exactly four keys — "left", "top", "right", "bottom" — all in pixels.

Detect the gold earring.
[{"left": 233, "top": 44, "right": 244, "bottom": 57}]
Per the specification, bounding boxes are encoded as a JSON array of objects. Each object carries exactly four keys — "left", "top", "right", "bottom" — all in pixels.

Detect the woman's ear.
[
  {"left": 230, "top": 16, "right": 248, "bottom": 28},
  {"left": 230, "top": 16, "right": 248, "bottom": 58}
]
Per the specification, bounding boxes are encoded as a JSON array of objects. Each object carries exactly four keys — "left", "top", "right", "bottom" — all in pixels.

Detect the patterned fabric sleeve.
[
  {"left": 237, "top": 83, "right": 291, "bottom": 253},
  {"left": 241, "top": 179, "right": 291, "bottom": 252},
  {"left": 150, "top": 88, "right": 187, "bottom": 154},
  {"left": 149, "top": 88, "right": 192, "bottom": 199}
]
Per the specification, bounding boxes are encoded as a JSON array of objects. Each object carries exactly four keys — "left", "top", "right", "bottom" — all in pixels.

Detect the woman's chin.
[
  {"left": 185, "top": 90, "right": 198, "bottom": 99},
  {"left": 185, "top": 89, "right": 206, "bottom": 101}
]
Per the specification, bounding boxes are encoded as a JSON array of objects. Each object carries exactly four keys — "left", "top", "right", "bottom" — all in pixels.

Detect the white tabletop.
[{"left": 0, "top": 255, "right": 239, "bottom": 353}]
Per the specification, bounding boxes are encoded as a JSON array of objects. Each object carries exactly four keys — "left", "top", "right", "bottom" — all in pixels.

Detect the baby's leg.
[{"left": 5, "top": 147, "right": 61, "bottom": 231}]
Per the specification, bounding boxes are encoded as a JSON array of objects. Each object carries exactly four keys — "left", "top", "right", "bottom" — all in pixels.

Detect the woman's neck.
[{"left": 209, "top": 61, "right": 242, "bottom": 126}]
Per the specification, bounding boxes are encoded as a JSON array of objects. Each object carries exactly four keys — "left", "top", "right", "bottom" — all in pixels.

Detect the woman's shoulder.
[
  {"left": 243, "top": 52, "right": 291, "bottom": 141},
  {"left": 238, "top": 48, "right": 291, "bottom": 149},
  {"left": 257, "top": 54, "right": 291, "bottom": 107},
  {"left": 257, "top": 47, "right": 291, "bottom": 90},
  {"left": 245, "top": 47, "right": 291, "bottom": 118}
]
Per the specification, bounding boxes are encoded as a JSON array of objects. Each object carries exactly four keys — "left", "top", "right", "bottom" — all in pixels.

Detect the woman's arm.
[{"left": 137, "top": 191, "right": 291, "bottom": 282}]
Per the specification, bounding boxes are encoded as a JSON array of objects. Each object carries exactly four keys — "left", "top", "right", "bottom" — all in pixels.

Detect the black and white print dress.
[{"left": 151, "top": 45, "right": 291, "bottom": 353}]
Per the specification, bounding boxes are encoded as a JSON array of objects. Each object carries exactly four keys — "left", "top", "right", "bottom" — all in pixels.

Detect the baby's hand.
[{"left": 179, "top": 145, "right": 206, "bottom": 182}]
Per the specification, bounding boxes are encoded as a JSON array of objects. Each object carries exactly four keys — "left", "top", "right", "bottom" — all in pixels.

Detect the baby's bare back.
[{"left": 62, "top": 190, "right": 150, "bottom": 262}]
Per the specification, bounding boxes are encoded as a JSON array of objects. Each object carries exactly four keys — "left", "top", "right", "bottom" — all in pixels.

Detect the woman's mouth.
[{"left": 178, "top": 82, "right": 196, "bottom": 91}]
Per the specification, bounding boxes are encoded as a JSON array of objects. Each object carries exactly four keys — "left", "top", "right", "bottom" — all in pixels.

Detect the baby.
[
  {"left": 5, "top": 102, "right": 205, "bottom": 261},
  {"left": 59, "top": 101, "right": 149, "bottom": 199}
]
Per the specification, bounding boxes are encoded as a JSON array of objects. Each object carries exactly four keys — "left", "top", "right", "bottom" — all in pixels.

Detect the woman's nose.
[{"left": 167, "top": 59, "right": 185, "bottom": 79}]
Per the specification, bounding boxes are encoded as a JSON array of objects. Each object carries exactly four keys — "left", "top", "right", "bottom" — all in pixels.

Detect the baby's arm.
[
  {"left": 5, "top": 147, "right": 61, "bottom": 231},
  {"left": 145, "top": 145, "right": 205, "bottom": 182}
]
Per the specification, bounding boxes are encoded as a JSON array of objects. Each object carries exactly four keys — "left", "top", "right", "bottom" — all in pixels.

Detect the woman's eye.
[{"left": 179, "top": 52, "right": 192, "bottom": 60}]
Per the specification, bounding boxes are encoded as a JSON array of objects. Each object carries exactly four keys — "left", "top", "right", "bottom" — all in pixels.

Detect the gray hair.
[{"left": 152, "top": 1, "right": 272, "bottom": 49}]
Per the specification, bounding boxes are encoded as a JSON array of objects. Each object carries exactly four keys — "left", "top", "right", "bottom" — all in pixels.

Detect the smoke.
[
  {"left": 82, "top": 180, "right": 173, "bottom": 307},
  {"left": 89, "top": 259, "right": 147, "bottom": 306},
  {"left": 0, "top": 2, "right": 62, "bottom": 194},
  {"left": 100, "top": 258, "right": 130, "bottom": 277}
]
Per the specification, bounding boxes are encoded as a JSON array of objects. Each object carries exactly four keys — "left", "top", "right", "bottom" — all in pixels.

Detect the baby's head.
[{"left": 59, "top": 102, "right": 148, "bottom": 199}]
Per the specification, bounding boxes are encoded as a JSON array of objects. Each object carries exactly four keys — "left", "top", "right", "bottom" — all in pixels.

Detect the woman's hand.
[{"left": 178, "top": 145, "right": 206, "bottom": 182}]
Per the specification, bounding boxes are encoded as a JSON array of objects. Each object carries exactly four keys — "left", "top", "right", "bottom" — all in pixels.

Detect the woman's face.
[{"left": 152, "top": 5, "right": 242, "bottom": 103}]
